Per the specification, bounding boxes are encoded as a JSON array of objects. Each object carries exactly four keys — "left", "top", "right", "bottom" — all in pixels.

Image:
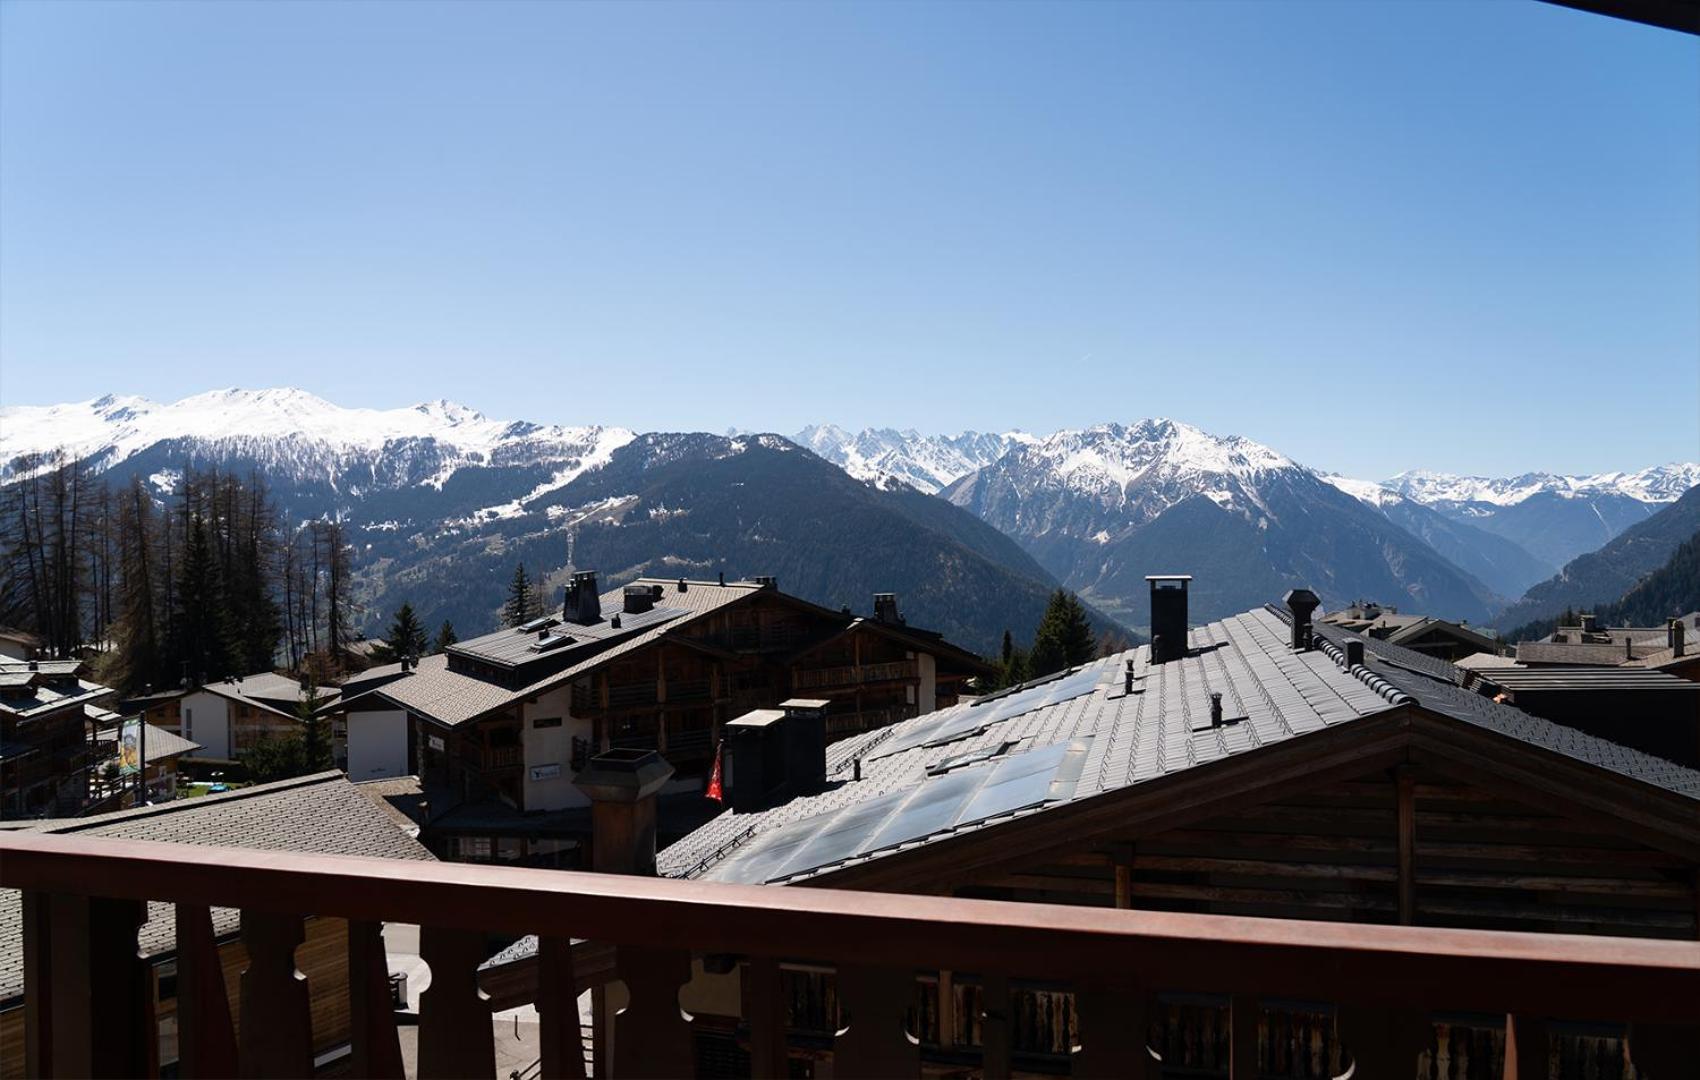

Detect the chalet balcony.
[
  {"left": 793, "top": 660, "right": 919, "bottom": 692},
  {"left": 4, "top": 831, "right": 1696, "bottom": 1080}
]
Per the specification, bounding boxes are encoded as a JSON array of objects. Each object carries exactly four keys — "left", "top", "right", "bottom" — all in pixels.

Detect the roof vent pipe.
[
  {"left": 1671, "top": 618, "right": 1687, "bottom": 658},
  {"left": 1209, "top": 692, "right": 1223, "bottom": 728},
  {"left": 1284, "top": 589, "right": 1321, "bottom": 651},
  {"left": 718, "top": 571, "right": 726, "bottom": 586},
  {"left": 1344, "top": 640, "right": 1365, "bottom": 669}
]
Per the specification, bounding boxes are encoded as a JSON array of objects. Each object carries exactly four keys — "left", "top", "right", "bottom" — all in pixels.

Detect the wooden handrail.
[{"left": 3, "top": 831, "right": 1698, "bottom": 1023}]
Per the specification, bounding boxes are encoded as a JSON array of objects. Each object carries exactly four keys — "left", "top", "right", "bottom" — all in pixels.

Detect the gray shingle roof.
[
  {"left": 662, "top": 607, "right": 1405, "bottom": 885},
  {"left": 0, "top": 771, "right": 434, "bottom": 1004},
  {"left": 338, "top": 579, "right": 770, "bottom": 727},
  {"left": 662, "top": 605, "right": 1700, "bottom": 888}
]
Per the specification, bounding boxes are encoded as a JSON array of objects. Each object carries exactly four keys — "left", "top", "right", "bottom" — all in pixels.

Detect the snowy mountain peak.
[
  {"left": 0, "top": 387, "right": 634, "bottom": 490},
  {"left": 795, "top": 424, "right": 1028, "bottom": 494},
  {"left": 1385, "top": 463, "right": 1700, "bottom": 507}
]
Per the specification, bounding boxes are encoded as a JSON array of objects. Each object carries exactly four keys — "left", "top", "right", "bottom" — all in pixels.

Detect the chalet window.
[
  {"left": 455, "top": 836, "right": 493, "bottom": 860},
  {"left": 531, "top": 716, "right": 562, "bottom": 729}
]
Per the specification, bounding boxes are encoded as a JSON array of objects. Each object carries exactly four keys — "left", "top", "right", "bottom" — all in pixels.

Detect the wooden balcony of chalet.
[
  {"left": 5, "top": 829, "right": 1697, "bottom": 1080},
  {"left": 793, "top": 659, "right": 919, "bottom": 692}
]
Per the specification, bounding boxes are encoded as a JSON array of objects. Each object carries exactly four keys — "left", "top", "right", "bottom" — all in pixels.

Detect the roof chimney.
[
  {"left": 753, "top": 575, "right": 777, "bottom": 590},
  {"left": 1209, "top": 692, "right": 1223, "bottom": 728},
  {"left": 623, "top": 584, "right": 657, "bottom": 615},
  {"left": 717, "top": 571, "right": 726, "bottom": 586},
  {"left": 573, "top": 749, "right": 674, "bottom": 875},
  {"left": 723, "top": 700, "right": 829, "bottom": 812},
  {"left": 1284, "top": 588, "right": 1321, "bottom": 651},
  {"left": 565, "top": 570, "right": 601, "bottom": 625},
  {"left": 1670, "top": 618, "right": 1686, "bottom": 658},
  {"left": 1344, "top": 639, "right": 1365, "bottom": 669},
  {"left": 873, "top": 593, "right": 902, "bottom": 625},
  {"left": 1580, "top": 613, "right": 1598, "bottom": 634},
  {"left": 1147, "top": 575, "right": 1191, "bottom": 664}
]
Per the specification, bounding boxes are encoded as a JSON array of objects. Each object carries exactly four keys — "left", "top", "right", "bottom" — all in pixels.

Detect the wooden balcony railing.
[
  {"left": 2, "top": 830, "right": 1696, "bottom": 1079},
  {"left": 794, "top": 660, "right": 919, "bottom": 691}
]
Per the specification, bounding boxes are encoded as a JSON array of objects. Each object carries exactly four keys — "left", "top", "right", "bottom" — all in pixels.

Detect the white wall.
[
  {"left": 346, "top": 708, "right": 409, "bottom": 781},
  {"left": 523, "top": 684, "right": 590, "bottom": 811},
  {"left": 180, "top": 691, "right": 230, "bottom": 759},
  {"left": 0, "top": 640, "right": 31, "bottom": 661},
  {"left": 918, "top": 652, "right": 938, "bottom": 712}
]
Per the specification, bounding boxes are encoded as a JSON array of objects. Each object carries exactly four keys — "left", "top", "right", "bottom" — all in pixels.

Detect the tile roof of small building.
[
  {"left": 197, "top": 672, "right": 341, "bottom": 717},
  {"left": 0, "top": 672, "right": 113, "bottom": 720},
  {"left": 92, "top": 722, "right": 202, "bottom": 765},
  {"left": 0, "top": 771, "right": 434, "bottom": 1005},
  {"left": 659, "top": 604, "right": 1700, "bottom": 888}
]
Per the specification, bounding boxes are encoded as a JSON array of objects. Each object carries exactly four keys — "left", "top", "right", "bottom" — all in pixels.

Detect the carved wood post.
[
  {"left": 1074, "top": 984, "right": 1152, "bottom": 1079},
  {"left": 1338, "top": 1005, "right": 1428, "bottom": 1080},
  {"left": 614, "top": 946, "right": 694, "bottom": 1078},
  {"left": 35, "top": 893, "right": 151, "bottom": 1079},
  {"left": 238, "top": 911, "right": 314, "bottom": 1079},
  {"left": 21, "top": 891, "right": 52, "bottom": 1078},
  {"left": 1627, "top": 1022, "right": 1700, "bottom": 1077},
  {"left": 538, "top": 936, "right": 586, "bottom": 1080},
  {"left": 418, "top": 925, "right": 496, "bottom": 1080},
  {"left": 833, "top": 965, "right": 918, "bottom": 1078},
  {"left": 1503, "top": 1013, "right": 1549, "bottom": 1080},
  {"left": 176, "top": 902, "right": 238, "bottom": 1079},
  {"left": 1229, "top": 994, "right": 1259, "bottom": 1079},
  {"left": 745, "top": 958, "right": 788, "bottom": 1078},
  {"left": 980, "top": 972, "right": 1013, "bottom": 1080},
  {"left": 347, "top": 919, "right": 404, "bottom": 1079}
]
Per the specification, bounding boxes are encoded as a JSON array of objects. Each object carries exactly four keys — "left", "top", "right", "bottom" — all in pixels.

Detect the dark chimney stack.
[
  {"left": 873, "top": 593, "right": 902, "bottom": 625},
  {"left": 1670, "top": 618, "right": 1686, "bottom": 658},
  {"left": 1284, "top": 589, "right": 1320, "bottom": 651},
  {"left": 717, "top": 571, "right": 726, "bottom": 586},
  {"left": 623, "top": 584, "right": 656, "bottom": 615},
  {"left": 1209, "top": 692, "right": 1224, "bottom": 728},
  {"left": 724, "top": 700, "right": 828, "bottom": 812},
  {"left": 1344, "top": 639, "right": 1365, "bottom": 669},
  {"left": 753, "top": 575, "right": 777, "bottom": 589},
  {"left": 1580, "top": 613, "right": 1598, "bottom": 634},
  {"left": 565, "top": 570, "right": 601, "bottom": 625},
  {"left": 573, "top": 749, "right": 675, "bottom": 876},
  {"left": 1147, "top": 575, "right": 1192, "bottom": 664}
]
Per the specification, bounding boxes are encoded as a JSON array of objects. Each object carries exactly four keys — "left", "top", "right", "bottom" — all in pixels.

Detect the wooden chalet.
[
  {"left": 480, "top": 578, "right": 1700, "bottom": 1077},
  {"left": 327, "top": 573, "right": 993, "bottom": 866},
  {"left": 0, "top": 771, "right": 432, "bottom": 1076},
  {"left": 0, "top": 660, "right": 114, "bottom": 819}
]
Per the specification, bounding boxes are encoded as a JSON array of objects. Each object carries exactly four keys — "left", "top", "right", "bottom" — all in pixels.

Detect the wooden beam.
[{"left": 1397, "top": 766, "right": 1415, "bottom": 925}]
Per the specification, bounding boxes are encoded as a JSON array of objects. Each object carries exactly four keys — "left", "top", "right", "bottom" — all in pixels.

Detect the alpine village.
[{"left": 3, "top": 2, "right": 1699, "bottom": 1079}]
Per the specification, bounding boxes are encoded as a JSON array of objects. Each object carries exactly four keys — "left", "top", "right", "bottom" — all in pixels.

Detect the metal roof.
[
  {"left": 1473, "top": 666, "right": 1700, "bottom": 693},
  {"left": 657, "top": 604, "right": 1700, "bottom": 888},
  {"left": 662, "top": 606, "right": 1407, "bottom": 886},
  {"left": 448, "top": 605, "right": 689, "bottom": 668}
]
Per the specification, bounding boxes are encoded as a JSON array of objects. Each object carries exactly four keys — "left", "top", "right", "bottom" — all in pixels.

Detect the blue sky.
[{"left": 1, "top": 0, "right": 1694, "bottom": 479}]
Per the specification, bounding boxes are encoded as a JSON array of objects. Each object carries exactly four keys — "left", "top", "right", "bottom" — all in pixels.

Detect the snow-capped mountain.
[
  {"left": 0, "top": 388, "right": 635, "bottom": 493},
  {"left": 794, "top": 425, "right": 1029, "bottom": 494},
  {"left": 1386, "top": 465, "right": 1700, "bottom": 508},
  {"left": 1329, "top": 464, "right": 1700, "bottom": 571},
  {"left": 942, "top": 420, "right": 1503, "bottom": 627}
]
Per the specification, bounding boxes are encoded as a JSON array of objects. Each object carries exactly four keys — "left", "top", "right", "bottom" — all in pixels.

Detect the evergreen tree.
[
  {"left": 504, "top": 564, "right": 533, "bottom": 627},
  {"left": 433, "top": 620, "right": 459, "bottom": 653},
  {"left": 172, "top": 511, "right": 231, "bottom": 684},
  {"left": 370, "top": 601, "right": 428, "bottom": 663},
  {"left": 108, "top": 477, "right": 162, "bottom": 692},
  {"left": 320, "top": 521, "right": 354, "bottom": 673},
  {"left": 1001, "top": 629, "right": 1014, "bottom": 667},
  {"left": 299, "top": 683, "right": 332, "bottom": 773},
  {"left": 1028, "top": 589, "right": 1096, "bottom": 678}
]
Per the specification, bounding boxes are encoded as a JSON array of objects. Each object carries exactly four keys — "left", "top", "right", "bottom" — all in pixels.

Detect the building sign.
[
  {"left": 118, "top": 718, "right": 142, "bottom": 776},
  {"left": 529, "top": 763, "right": 561, "bottom": 781},
  {"left": 428, "top": 734, "right": 445, "bottom": 752}
]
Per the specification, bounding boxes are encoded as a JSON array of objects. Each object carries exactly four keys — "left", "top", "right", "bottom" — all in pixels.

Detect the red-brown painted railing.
[{"left": 2, "top": 830, "right": 1697, "bottom": 1078}]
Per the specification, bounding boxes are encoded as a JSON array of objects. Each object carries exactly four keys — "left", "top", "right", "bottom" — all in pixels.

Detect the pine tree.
[
  {"left": 108, "top": 477, "right": 161, "bottom": 692},
  {"left": 299, "top": 682, "right": 332, "bottom": 773},
  {"left": 433, "top": 620, "right": 459, "bottom": 653},
  {"left": 1028, "top": 589, "right": 1096, "bottom": 678},
  {"left": 504, "top": 564, "right": 533, "bottom": 627},
  {"left": 172, "top": 511, "right": 231, "bottom": 684},
  {"left": 371, "top": 602, "right": 429, "bottom": 663},
  {"left": 1001, "top": 629, "right": 1014, "bottom": 667}
]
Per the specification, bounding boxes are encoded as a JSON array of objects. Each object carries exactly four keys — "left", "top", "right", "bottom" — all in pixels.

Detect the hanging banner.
[{"left": 118, "top": 718, "right": 143, "bottom": 776}]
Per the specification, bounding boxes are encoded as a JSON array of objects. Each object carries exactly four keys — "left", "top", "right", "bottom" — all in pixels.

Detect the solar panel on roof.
[{"left": 873, "top": 665, "right": 1103, "bottom": 759}]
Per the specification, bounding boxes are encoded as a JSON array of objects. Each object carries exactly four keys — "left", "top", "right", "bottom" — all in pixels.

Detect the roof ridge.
[
  {"left": 1307, "top": 629, "right": 1413, "bottom": 706},
  {"left": 42, "top": 770, "right": 346, "bottom": 833}
]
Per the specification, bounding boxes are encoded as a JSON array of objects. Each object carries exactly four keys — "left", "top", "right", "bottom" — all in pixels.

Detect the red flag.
[{"left": 705, "top": 741, "right": 724, "bottom": 804}]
